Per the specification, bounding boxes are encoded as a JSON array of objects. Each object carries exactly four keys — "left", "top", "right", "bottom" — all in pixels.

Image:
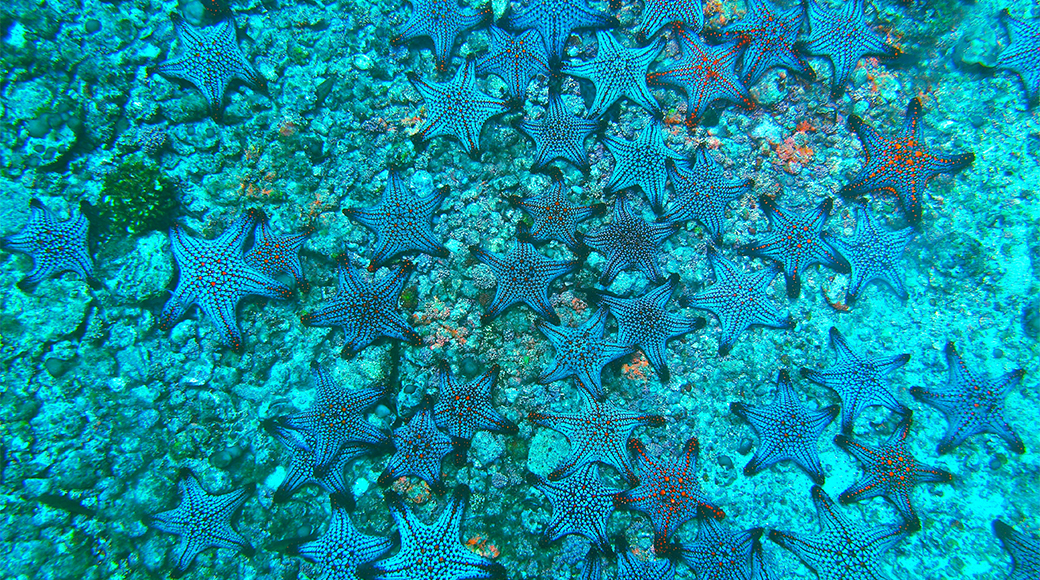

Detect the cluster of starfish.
[{"left": 3, "top": 0, "right": 1038, "bottom": 579}]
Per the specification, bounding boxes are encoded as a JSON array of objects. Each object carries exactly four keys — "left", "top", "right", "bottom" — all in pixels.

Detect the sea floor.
[{"left": 0, "top": 0, "right": 1038, "bottom": 578}]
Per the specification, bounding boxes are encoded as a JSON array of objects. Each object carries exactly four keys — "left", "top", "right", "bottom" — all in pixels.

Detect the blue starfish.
[
  {"left": 719, "top": 0, "right": 814, "bottom": 85},
  {"left": 342, "top": 171, "right": 449, "bottom": 271},
  {"left": 469, "top": 238, "right": 578, "bottom": 325},
  {"left": 243, "top": 212, "right": 312, "bottom": 292},
  {"left": 678, "top": 519, "right": 770, "bottom": 580},
  {"left": 839, "top": 97, "right": 975, "bottom": 224},
  {"left": 737, "top": 195, "right": 845, "bottom": 299},
  {"left": 263, "top": 417, "right": 375, "bottom": 503},
  {"left": 433, "top": 362, "right": 518, "bottom": 462},
  {"left": 998, "top": 10, "right": 1040, "bottom": 107},
  {"left": 294, "top": 499, "right": 392, "bottom": 580},
  {"left": 636, "top": 0, "right": 703, "bottom": 40},
  {"left": 519, "top": 93, "right": 599, "bottom": 169},
  {"left": 393, "top": 0, "right": 489, "bottom": 71},
  {"left": 159, "top": 209, "right": 291, "bottom": 352},
  {"left": 801, "top": 0, "right": 899, "bottom": 95},
  {"left": 583, "top": 196, "right": 678, "bottom": 286},
  {"left": 2, "top": 198, "right": 96, "bottom": 290},
  {"left": 534, "top": 308, "right": 634, "bottom": 401},
  {"left": 823, "top": 207, "right": 913, "bottom": 304},
  {"left": 153, "top": 13, "right": 266, "bottom": 118},
  {"left": 529, "top": 399, "right": 664, "bottom": 484},
  {"left": 603, "top": 121, "right": 685, "bottom": 213},
  {"left": 800, "top": 326, "right": 910, "bottom": 434},
  {"left": 615, "top": 437, "right": 725, "bottom": 551},
  {"left": 909, "top": 341, "right": 1025, "bottom": 455},
  {"left": 562, "top": 31, "right": 662, "bottom": 116},
  {"left": 148, "top": 469, "right": 253, "bottom": 578},
  {"left": 648, "top": 25, "right": 753, "bottom": 125},
  {"left": 598, "top": 274, "right": 707, "bottom": 383},
  {"left": 834, "top": 414, "right": 953, "bottom": 528},
  {"left": 688, "top": 246, "right": 791, "bottom": 356},
  {"left": 476, "top": 26, "right": 551, "bottom": 99},
  {"left": 730, "top": 370, "right": 838, "bottom": 485},
  {"left": 285, "top": 363, "right": 390, "bottom": 475},
  {"left": 617, "top": 543, "right": 676, "bottom": 580},
  {"left": 506, "top": 0, "right": 614, "bottom": 62},
  {"left": 509, "top": 172, "right": 604, "bottom": 249},
  {"left": 300, "top": 256, "right": 422, "bottom": 357},
  {"left": 994, "top": 520, "right": 1040, "bottom": 580},
  {"left": 769, "top": 486, "right": 914, "bottom": 580},
  {"left": 408, "top": 59, "right": 510, "bottom": 156},
  {"left": 378, "top": 403, "right": 454, "bottom": 494},
  {"left": 361, "top": 485, "right": 507, "bottom": 580},
  {"left": 526, "top": 464, "right": 620, "bottom": 553},
  {"left": 662, "top": 147, "right": 754, "bottom": 240}
]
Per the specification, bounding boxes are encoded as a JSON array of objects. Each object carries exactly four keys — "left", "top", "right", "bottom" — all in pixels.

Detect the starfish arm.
[{"left": 342, "top": 204, "right": 385, "bottom": 233}]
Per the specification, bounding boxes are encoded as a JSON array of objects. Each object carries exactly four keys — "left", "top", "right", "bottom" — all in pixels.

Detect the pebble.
[{"left": 353, "top": 53, "right": 374, "bottom": 71}]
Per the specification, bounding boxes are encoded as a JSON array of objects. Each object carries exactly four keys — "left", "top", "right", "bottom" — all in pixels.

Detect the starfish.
[
  {"left": 839, "top": 97, "right": 975, "bottom": 224},
  {"left": 769, "top": 486, "right": 914, "bottom": 580},
  {"left": 2, "top": 198, "right": 96, "bottom": 290},
  {"left": 718, "top": 0, "right": 814, "bottom": 85},
  {"left": 526, "top": 464, "right": 620, "bottom": 553},
  {"left": 378, "top": 404, "right": 454, "bottom": 494},
  {"left": 615, "top": 437, "right": 725, "bottom": 551},
  {"left": 508, "top": 172, "right": 605, "bottom": 249},
  {"left": 800, "top": 0, "right": 899, "bottom": 95},
  {"left": 834, "top": 414, "right": 953, "bottom": 528},
  {"left": 636, "top": 0, "right": 703, "bottom": 40},
  {"left": 263, "top": 417, "right": 375, "bottom": 503},
  {"left": 617, "top": 543, "right": 676, "bottom": 579},
  {"left": 243, "top": 212, "right": 312, "bottom": 292},
  {"left": 529, "top": 399, "right": 664, "bottom": 484},
  {"left": 285, "top": 363, "right": 390, "bottom": 475},
  {"left": 300, "top": 256, "right": 422, "bottom": 357},
  {"left": 993, "top": 520, "right": 1040, "bottom": 580},
  {"left": 407, "top": 59, "right": 510, "bottom": 156},
  {"left": 432, "top": 361, "right": 518, "bottom": 462},
  {"left": 361, "top": 485, "right": 507, "bottom": 580},
  {"left": 687, "top": 245, "right": 792, "bottom": 356},
  {"left": 148, "top": 469, "right": 253, "bottom": 578},
  {"left": 662, "top": 147, "right": 754, "bottom": 240},
  {"left": 997, "top": 10, "right": 1040, "bottom": 107},
  {"left": 583, "top": 196, "right": 678, "bottom": 286},
  {"left": 561, "top": 31, "right": 662, "bottom": 116},
  {"left": 597, "top": 274, "right": 707, "bottom": 382},
  {"left": 678, "top": 519, "right": 771, "bottom": 580},
  {"left": 342, "top": 171, "right": 449, "bottom": 271},
  {"left": 392, "top": 0, "right": 489, "bottom": 71},
  {"left": 476, "top": 26, "right": 551, "bottom": 99},
  {"left": 823, "top": 207, "right": 913, "bottom": 304},
  {"left": 602, "top": 121, "right": 686, "bottom": 213},
  {"left": 469, "top": 239, "right": 578, "bottom": 325},
  {"left": 153, "top": 13, "right": 266, "bottom": 118},
  {"left": 506, "top": 0, "right": 614, "bottom": 62},
  {"left": 909, "top": 341, "right": 1025, "bottom": 455},
  {"left": 534, "top": 308, "right": 635, "bottom": 401},
  {"left": 294, "top": 499, "right": 392, "bottom": 580},
  {"left": 159, "top": 209, "right": 291, "bottom": 352},
  {"left": 737, "top": 195, "right": 845, "bottom": 299},
  {"left": 648, "top": 25, "right": 753, "bottom": 124},
  {"left": 519, "top": 93, "right": 599, "bottom": 169},
  {"left": 800, "top": 326, "right": 910, "bottom": 434},
  {"left": 730, "top": 369, "right": 838, "bottom": 485}
]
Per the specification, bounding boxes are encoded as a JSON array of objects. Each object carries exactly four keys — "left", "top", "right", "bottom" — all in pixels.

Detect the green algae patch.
[{"left": 97, "top": 160, "right": 178, "bottom": 237}]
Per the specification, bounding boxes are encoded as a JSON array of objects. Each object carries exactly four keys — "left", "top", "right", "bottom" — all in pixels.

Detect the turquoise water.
[{"left": 1, "top": 0, "right": 1038, "bottom": 578}]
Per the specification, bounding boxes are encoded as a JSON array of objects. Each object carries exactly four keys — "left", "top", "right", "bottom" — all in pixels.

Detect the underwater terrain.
[{"left": 0, "top": 0, "right": 1039, "bottom": 578}]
